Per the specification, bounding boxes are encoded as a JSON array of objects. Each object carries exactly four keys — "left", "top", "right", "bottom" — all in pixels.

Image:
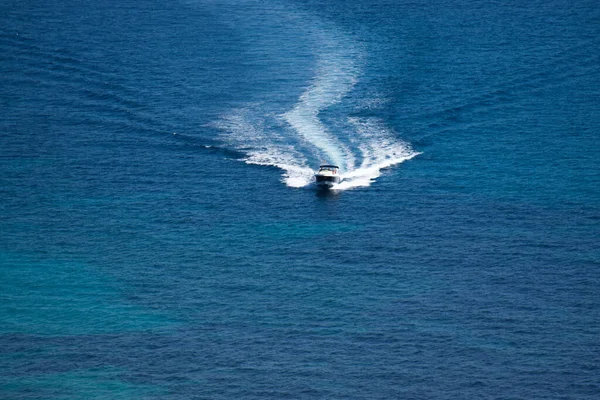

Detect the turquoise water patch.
[
  {"left": 0, "top": 252, "right": 175, "bottom": 336},
  {"left": 0, "top": 367, "right": 162, "bottom": 400}
]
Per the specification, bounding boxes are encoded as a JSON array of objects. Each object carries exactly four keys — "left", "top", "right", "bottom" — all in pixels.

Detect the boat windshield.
[{"left": 319, "top": 165, "right": 339, "bottom": 172}]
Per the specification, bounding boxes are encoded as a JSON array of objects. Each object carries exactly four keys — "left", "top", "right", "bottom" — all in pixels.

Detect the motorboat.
[{"left": 314, "top": 164, "right": 342, "bottom": 187}]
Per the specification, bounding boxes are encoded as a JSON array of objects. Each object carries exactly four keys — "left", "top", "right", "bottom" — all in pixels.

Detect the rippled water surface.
[{"left": 1, "top": 0, "right": 599, "bottom": 398}]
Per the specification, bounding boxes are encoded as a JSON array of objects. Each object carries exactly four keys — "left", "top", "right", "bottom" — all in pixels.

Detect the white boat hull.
[
  {"left": 315, "top": 175, "right": 342, "bottom": 187},
  {"left": 314, "top": 164, "right": 342, "bottom": 188}
]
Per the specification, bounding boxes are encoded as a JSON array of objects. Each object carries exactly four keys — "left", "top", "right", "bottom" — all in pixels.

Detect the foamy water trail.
[
  {"left": 213, "top": 4, "right": 419, "bottom": 190},
  {"left": 336, "top": 117, "right": 420, "bottom": 189},
  {"left": 213, "top": 108, "right": 315, "bottom": 187},
  {"left": 281, "top": 36, "right": 359, "bottom": 171}
]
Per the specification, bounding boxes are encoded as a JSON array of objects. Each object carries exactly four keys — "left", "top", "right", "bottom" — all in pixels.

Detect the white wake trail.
[
  {"left": 213, "top": 108, "right": 315, "bottom": 187},
  {"left": 335, "top": 117, "right": 420, "bottom": 189},
  {"left": 212, "top": 3, "right": 420, "bottom": 190},
  {"left": 282, "top": 37, "right": 360, "bottom": 171}
]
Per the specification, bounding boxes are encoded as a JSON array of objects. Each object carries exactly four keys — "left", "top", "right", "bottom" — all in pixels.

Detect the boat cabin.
[{"left": 315, "top": 164, "right": 341, "bottom": 186}]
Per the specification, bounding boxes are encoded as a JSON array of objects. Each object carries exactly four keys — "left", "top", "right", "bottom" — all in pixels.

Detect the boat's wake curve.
[{"left": 212, "top": 4, "right": 419, "bottom": 190}]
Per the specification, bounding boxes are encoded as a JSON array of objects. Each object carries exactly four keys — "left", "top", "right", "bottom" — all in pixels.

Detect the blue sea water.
[{"left": 1, "top": 0, "right": 599, "bottom": 398}]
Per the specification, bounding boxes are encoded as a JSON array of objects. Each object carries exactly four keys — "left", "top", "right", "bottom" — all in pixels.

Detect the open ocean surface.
[{"left": 1, "top": 0, "right": 600, "bottom": 398}]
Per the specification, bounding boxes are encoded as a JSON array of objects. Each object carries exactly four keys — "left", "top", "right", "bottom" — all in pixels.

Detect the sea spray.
[
  {"left": 281, "top": 35, "right": 360, "bottom": 171},
  {"left": 214, "top": 3, "right": 419, "bottom": 190}
]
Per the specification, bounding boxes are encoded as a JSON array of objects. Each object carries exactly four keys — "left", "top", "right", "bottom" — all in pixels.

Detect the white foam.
[
  {"left": 281, "top": 35, "right": 360, "bottom": 171},
  {"left": 211, "top": 7, "right": 419, "bottom": 191},
  {"left": 214, "top": 110, "right": 419, "bottom": 191},
  {"left": 212, "top": 107, "right": 315, "bottom": 187},
  {"left": 321, "top": 117, "right": 420, "bottom": 190}
]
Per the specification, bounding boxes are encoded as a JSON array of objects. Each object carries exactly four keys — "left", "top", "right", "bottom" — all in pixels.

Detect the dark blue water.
[{"left": 2, "top": 0, "right": 599, "bottom": 398}]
